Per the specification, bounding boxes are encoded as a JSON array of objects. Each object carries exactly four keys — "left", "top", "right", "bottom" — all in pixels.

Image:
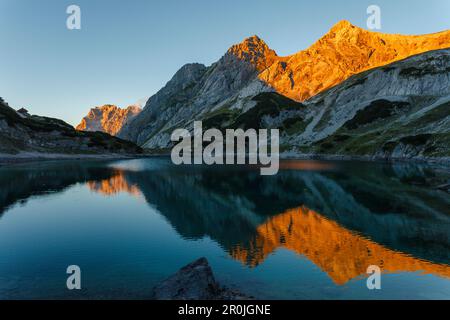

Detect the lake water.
[{"left": 0, "top": 158, "right": 449, "bottom": 300}]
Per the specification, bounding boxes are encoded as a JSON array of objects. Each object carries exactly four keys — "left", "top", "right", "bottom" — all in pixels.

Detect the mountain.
[
  {"left": 76, "top": 104, "right": 142, "bottom": 136},
  {"left": 118, "top": 20, "right": 450, "bottom": 153},
  {"left": 0, "top": 99, "right": 142, "bottom": 156},
  {"left": 282, "top": 48, "right": 450, "bottom": 159},
  {"left": 217, "top": 48, "right": 449, "bottom": 160}
]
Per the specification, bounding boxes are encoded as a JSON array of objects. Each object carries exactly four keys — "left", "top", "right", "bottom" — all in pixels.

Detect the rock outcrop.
[
  {"left": 0, "top": 100, "right": 142, "bottom": 155},
  {"left": 151, "top": 258, "right": 251, "bottom": 300},
  {"left": 118, "top": 21, "right": 450, "bottom": 152},
  {"left": 76, "top": 104, "right": 141, "bottom": 136}
]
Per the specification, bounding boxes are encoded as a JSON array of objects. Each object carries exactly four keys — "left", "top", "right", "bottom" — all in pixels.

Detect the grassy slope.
[
  {"left": 200, "top": 91, "right": 449, "bottom": 158},
  {"left": 311, "top": 99, "right": 450, "bottom": 157}
]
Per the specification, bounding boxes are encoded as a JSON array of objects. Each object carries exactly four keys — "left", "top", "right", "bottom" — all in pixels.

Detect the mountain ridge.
[
  {"left": 117, "top": 21, "right": 450, "bottom": 155},
  {"left": 256, "top": 20, "right": 450, "bottom": 101}
]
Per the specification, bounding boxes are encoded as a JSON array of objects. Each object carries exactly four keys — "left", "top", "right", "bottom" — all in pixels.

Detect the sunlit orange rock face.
[
  {"left": 87, "top": 171, "right": 141, "bottom": 197},
  {"left": 227, "top": 35, "right": 278, "bottom": 72},
  {"left": 231, "top": 207, "right": 450, "bottom": 285},
  {"left": 232, "top": 20, "right": 450, "bottom": 101},
  {"left": 76, "top": 105, "right": 141, "bottom": 136}
]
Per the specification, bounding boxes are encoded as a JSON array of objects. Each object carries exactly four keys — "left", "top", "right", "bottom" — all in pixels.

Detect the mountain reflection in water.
[
  {"left": 231, "top": 207, "right": 450, "bottom": 285},
  {"left": 0, "top": 158, "right": 449, "bottom": 297}
]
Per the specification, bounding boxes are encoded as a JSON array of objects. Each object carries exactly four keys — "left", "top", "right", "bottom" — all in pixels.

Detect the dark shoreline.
[
  {"left": 0, "top": 152, "right": 449, "bottom": 170},
  {"left": 0, "top": 153, "right": 148, "bottom": 165},
  {"left": 281, "top": 153, "right": 450, "bottom": 169}
]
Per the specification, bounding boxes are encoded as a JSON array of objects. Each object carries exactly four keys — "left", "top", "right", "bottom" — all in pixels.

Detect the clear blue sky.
[{"left": 0, "top": 0, "right": 449, "bottom": 126}]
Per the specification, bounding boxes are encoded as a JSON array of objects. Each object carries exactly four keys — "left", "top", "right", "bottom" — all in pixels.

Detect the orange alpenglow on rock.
[
  {"left": 231, "top": 20, "right": 450, "bottom": 101},
  {"left": 230, "top": 207, "right": 450, "bottom": 285},
  {"left": 76, "top": 104, "right": 141, "bottom": 136},
  {"left": 227, "top": 35, "right": 278, "bottom": 72}
]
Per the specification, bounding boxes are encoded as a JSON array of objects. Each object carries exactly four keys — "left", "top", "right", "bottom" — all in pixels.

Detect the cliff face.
[
  {"left": 76, "top": 104, "right": 141, "bottom": 136},
  {"left": 118, "top": 21, "right": 450, "bottom": 152}
]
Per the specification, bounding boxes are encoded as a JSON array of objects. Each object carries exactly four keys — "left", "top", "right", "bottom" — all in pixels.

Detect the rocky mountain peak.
[
  {"left": 226, "top": 35, "right": 277, "bottom": 71},
  {"left": 231, "top": 35, "right": 269, "bottom": 52},
  {"left": 315, "top": 20, "right": 371, "bottom": 47},
  {"left": 173, "top": 63, "right": 207, "bottom": 79},
  {"left": 328, "top": 20, "right": 358, "bottom": 33}
]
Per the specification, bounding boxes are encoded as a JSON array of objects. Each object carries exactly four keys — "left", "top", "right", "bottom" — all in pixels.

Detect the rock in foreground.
[{"left": 152, "top": 258, "right": 252, "bottom": 300}]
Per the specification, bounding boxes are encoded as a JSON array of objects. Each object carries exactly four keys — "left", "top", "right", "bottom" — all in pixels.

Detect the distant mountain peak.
[
  {"left": 93, "top": 104, "right": 118, "bottom": 112},
  {"left": 76, "top": 104, "right": 141, "bottom": 136}
]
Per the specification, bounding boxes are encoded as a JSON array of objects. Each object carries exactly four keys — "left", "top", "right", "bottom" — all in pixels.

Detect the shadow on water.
[{"left": 0, "top": 158, "right": 449, "bottom": 285}]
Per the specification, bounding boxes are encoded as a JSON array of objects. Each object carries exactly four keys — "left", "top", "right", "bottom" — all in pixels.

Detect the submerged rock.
[{"left": 151, "top": 257, "right": 252, "bottom": 300}]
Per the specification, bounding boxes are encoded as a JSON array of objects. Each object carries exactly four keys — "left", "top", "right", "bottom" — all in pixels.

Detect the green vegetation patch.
[
  {"left": 231, "top": 93, "right": 305, "bottom": 130},
  {"left": 399, "top": 134, "right": 432, "bottom": 146},
  {"left": 399, "top": 66, "right": 450, "bottom": 78},
  {"left": 344, "top": 99, "right": 410, "bottom": 130},
  {"left": 202, "top": 109, "right": 237, "bottom": 130},
  {"left": 202, "top": 92, "right": 305, "bottom": 132},
  {"left": 404, "top": 101, "right": 450, "bottom": 130},
  {"left": 314, "top": 108, "right": 333, "bottom": 132},
  {"left": 282, "top": 117, "right": 309, "bottom": 135}
]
